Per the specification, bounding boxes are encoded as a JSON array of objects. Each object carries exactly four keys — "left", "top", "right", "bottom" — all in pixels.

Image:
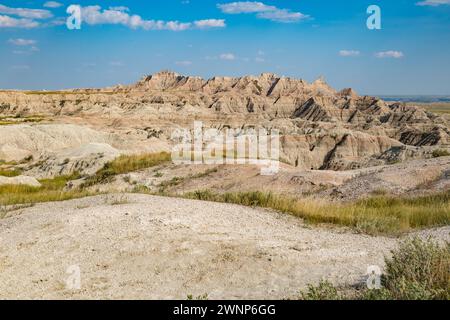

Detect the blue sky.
[{"left": 0, "top": 0, "right": 449, "bottom": 94}]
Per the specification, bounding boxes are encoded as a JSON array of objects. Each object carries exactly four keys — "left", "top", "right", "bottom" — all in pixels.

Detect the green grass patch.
[
  {"left": 0, "top": 115, "right": 47, "bottom": 126},
  {"left": 432, "top": 149, "right": 450, "bottom": 158},
  {"left": 183, "top": 190, "right": 450, "bottom": 235},
  {"left": 83, "top": 152, "right": 171, "bottom": 187},
  {"left": 0, "top": 172, "right": 93, "bottom": 207},
  {"left": 0, "top": 168, "right": 22, "bottom": 177}
]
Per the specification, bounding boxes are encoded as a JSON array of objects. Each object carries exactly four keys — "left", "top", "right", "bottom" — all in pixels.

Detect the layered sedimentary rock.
[{"left": 0, "top": 71, "right": 448, "bottom": 171}]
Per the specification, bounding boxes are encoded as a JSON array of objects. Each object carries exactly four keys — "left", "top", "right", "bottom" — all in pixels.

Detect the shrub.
[
  {"left": 382, "top": 238, "right": 449, "bottom": 300},
  {"left": 300, "top": 238, "right": 449, "bottom": 300},
  {"left": 300, "top": 281, "right": 342, "bottom": 300},
  {"left": 432, "top": 149, "right": 450, "bottom": 158}
]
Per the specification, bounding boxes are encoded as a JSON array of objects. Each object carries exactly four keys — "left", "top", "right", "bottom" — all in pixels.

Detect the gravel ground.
[{"left": 0, "top": 194, "right": 448, "bottom": 300}]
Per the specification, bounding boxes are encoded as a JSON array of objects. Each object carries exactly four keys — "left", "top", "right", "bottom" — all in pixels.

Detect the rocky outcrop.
[{"left": 0, "top": 71, "right": 448, "bottom": 172}]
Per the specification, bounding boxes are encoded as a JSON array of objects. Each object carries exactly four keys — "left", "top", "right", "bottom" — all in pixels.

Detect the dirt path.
[{"left": 0, "top": 194, "right": 448, "bottom": 299}]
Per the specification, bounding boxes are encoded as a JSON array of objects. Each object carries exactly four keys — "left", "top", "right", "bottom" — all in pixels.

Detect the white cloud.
[
  {"left": 217, "top": 1, "right": 309, "bottom": 23},
  {"left": 339, "top": 50, "right": 360, "bottom": 57},
  {"left": 108, "top": 6, "right": 130, "bottom": 12},
  {"left": 218, "top": 1, "right": 276, "bottom": 13},
  {"left": 194, "top": 19, "right": 226, "bottom": 28},
  {"left": 0, "top": 4, "right": 52, "bottom": 19},
  {"left": 416, "top": 0, "right": 450, "bottom": 6},
  {"left": 8, "top": 38, "right": 37, "bottom": 46},
  {"left": 80, "top": 6, "right": 225, "bottom": 31},
  {"left": 44, "top": 1, "right": 63, "bottom": 8},
  {"left": 257, "top": 9, "right": 307, "bottom": 23},
  {"left": 255, "top": 57, "right": 265, "bottom": 62},
  {"left": 375, "top": 51, "right": 404, "bottom": 59},
  {"left": 0, "top": 15, "right": 39, "bottom": 28},
  {"left": 220, "top": 53, "right": 236, "bottom": 60}
]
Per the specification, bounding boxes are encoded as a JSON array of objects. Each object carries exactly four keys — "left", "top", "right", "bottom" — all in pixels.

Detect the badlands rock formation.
[{"left": 0, "top": 71, "right": 449, "bottom": 173}]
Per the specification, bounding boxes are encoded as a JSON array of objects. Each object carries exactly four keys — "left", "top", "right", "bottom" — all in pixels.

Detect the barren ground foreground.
[{"left": 0, "top": 194, "right": 448, "bottom": 300}]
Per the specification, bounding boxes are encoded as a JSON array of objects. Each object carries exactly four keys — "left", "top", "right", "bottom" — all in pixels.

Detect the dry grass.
[
  {"left": 0, "top": 168, "right": 22, "bottom": 177},
  {"left": 409, "top": 102, "right": 450, "bottom": 115},
  {"left": 0, "top": 172, "right": 95, "bottom": 207},
  {"left": 0, "top": 115, "right": 47, "bottom": 126},
  {"left": 184, "top": 190, "right": 450, "bottom": 235},
  {"left": 433, "top": 149, "right": 450, "bottom": 158},
  {"left": 0, "top": 153, "right": 171, "bottom": 207},
  {"left": 83, "top": 152, "right": 171, "bottom": 187}
]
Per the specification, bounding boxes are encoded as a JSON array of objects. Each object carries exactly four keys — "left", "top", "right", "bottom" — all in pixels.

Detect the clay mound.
[
  {"left": 0, "top": 124, "right": 113, "bottom": 161},
  {"left": 1, "top": 194, "right": 447, "bottom": 299},
  {"left": 25, "top": 143, "right": 121, "bottom": 179}
]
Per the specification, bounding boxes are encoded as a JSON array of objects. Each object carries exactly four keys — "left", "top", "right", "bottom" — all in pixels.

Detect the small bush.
[
  {"left": 300, "top": 238, "right": 449, "bottom": 300},
  {"left": 432, "top": 149, "right": 450, "bottom": 158},
  {"left": 187, "top": 293, "right": 209, "bottom": 300},
  {"left": 382, "top": 237, "right": 449, "bottom": 300},
  {"left": 300, "top": 281, "right": 342, "bottom": 300}
]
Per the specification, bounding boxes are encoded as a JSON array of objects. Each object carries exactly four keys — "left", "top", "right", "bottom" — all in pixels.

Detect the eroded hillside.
[{"left": 1, "top": 71, "right": 448, "bottom": 171}]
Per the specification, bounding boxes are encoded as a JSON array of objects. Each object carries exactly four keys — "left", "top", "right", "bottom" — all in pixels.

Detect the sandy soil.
[{"left": 0, "top": 194, "right": 448, "bottom": 300}]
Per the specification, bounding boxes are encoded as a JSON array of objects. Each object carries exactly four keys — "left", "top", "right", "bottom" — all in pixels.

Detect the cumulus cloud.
[
  {"left": 220, "top": 53, "right": 236, "bottom": 60},
  {"left": 339, "top": 50, "right": 360, "bottom": 57},
  {"left": 0, "top": 4, "right": 52, "bottom": 19},
  {"left": 8, "top": 38, "right": 37, "bottom": 46},
  {"left": 416, "top": 0, "right": 450, "bottom": 6},
  {"left": 80, "top": 5, "right": 225, "bottom": 31},
  {"left": 257, "top": 9, "right": 307, "bottom": 23},
  {"left": 217, "top": 1, "right": 309, "bottom": 23},
  {"left": 44, "top": 1, "right": 63, "bottom": 8},
  {"left": 375, "top": 51, "right": 404, "bottom": 59},
  {"left": 0, "top": 15, "right": 39, "bottom": 28},
  {"left": 194, "top": 19, "right": 226, "bottom": 28},
  {"left": 218, "top": 1, "right": 275, "bottom": 13}
]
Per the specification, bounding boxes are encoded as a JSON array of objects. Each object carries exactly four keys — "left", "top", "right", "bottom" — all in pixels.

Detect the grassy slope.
[
  {"left": 0, "top": 153, "right": 172, "bottom": 207},
  {"left": 0, "top": 152, "right": 448, "bottom": 236},
  {"left": 184, "top": 190, "right": 450, "bottom": 235}
]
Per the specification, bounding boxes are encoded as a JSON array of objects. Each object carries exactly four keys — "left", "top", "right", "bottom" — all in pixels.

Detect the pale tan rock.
[{"left": 0, "top": 175, "right": 41, "bottom": 187}]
